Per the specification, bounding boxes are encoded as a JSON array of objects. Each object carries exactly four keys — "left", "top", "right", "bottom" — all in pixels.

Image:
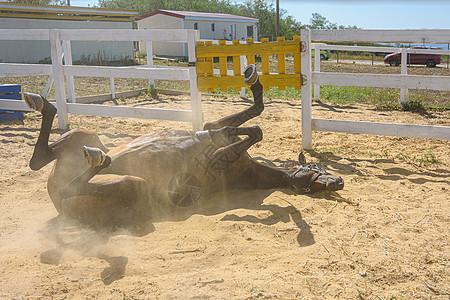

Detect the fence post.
[
  {"left": 62, "top": 40, "right": 75, "bottom": 104},
  {"left": 301, "top": 29, "right": 312, "bottom": 150},
  {"left": 232, "top": 40, "right": 241, "bottom": 77},
  {"left": 146, "top": 41, "right": 154, "bottom": 87},
  {"left": 49, "top": 29, "right": 69, "bottom": 130},
  {"left": 188, "top": 30, "right": 203, "bottom": 131},
  {"left": 42, "top": 76, "right": 54, "bottom": 99},
  {"left": 240, "top": 55, "right": 247, "bottom": 98},
  {"left": 314, "top": 44, "right": 321, "bottom": 101},
  {"left": 110, "top": 77, "right": 115, "bottom": 100},
  {"left": 400, "top": 47, "right": 408, "bottom": 104}
]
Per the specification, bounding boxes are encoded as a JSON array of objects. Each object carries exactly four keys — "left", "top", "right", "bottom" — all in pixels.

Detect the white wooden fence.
[
  {"left": 313, "top": 44, "right": 450, "bottom": 104},
  {"left": 0, "top": 29, "right": 203, "bottom": 131},
  {"left": 301, "top": 29, "right": 450, "bottom": 149}
]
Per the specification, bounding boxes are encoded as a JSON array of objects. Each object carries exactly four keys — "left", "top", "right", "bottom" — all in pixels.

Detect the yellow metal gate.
[{"left": 196, "top": 36, "right": 302, "bottom": 92}]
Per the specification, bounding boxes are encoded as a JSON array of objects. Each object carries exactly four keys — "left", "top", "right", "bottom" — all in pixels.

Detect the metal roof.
[
  {"left": 136, "top": 10, "right": 258, "bottom": 23},
  {"left": 0, "top": 2, "right": 138, "bottom": 22}
]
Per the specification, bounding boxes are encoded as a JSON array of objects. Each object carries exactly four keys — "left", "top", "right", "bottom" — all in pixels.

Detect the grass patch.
[
  {"left": 329, "top": 52, "right": 386, "bottom": 62},
  {"left": 152, "top": 80, "right": 190, "bottom": 92},
  {"left": 316, "top": 85, "right": 449, "bottom": 111},
  {"left": 401, "top": 99, "right": 425, "bottom": 112},
  {"left": 23, "top": 113, "right": 39, "bottom": 121},
  {"left": 395, "top": 150, "right": 441, "bottom": 165},
  {"left": 205, "top": 86, "right": 302, "bottom": 101},
  {"left": 264, "top": 86, "right": 301, "bottom": 100},
  {"left": 319, "top": 86, "right": 400, "bottom": 108}
]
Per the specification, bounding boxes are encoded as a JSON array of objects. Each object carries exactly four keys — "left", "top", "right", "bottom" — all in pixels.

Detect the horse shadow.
[
  {"left": 39, "top": 184, "right": 345, "bottom": 284},
  {"left": 39, "top": 215, "right": 138, "bottom": 285}
]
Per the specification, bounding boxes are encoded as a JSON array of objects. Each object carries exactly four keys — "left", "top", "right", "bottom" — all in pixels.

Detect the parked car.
[
  {"left": 384, "top": 46, "right": 442, "bottom": 67},
  {"left": 312, "top": 43, "right": 331, "bottom": 61}
]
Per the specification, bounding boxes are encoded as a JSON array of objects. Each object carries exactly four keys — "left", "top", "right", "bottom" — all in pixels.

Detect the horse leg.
[
  {"left": 203, "top": 65, "right": 263, "bottom": 130},
  {"left": 25, "top": 93, "right": 107, "bottom": 171},
  {"left": 25, "top": 93, "right": 57, "bottom": 170},
  {"left": 58, "top": 147, "right": 148, "bottom": 229},
  {"left": 198, "top": 125, "right": 307, "bottom": 191},
  {"left": 204, "top": 125, "right": 263, "bottom": 171},
  {"left": 61, "top": 175, "right": 149, "bottom": 230}
]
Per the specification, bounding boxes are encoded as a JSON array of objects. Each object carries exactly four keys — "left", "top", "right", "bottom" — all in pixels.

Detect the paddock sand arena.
[{"left": 0, "top": 91, "right": 449, "bottom": 299}]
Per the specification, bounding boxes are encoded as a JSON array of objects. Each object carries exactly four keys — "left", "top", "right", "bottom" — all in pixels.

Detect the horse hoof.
[
  {"left": 244, "top": 64, "right": 258, "bottom": 86},
  {"left": 195, "top": 130, "right": 212, "bottom": 143},
  {"left": 83, "top": 146, "right": 110, "bottom": 168},
  {"left": 298, "top": 152, "right": 307, "bottom": 165},
  {"left": 24, "top": 93, "right": 44, "bottom": 112}
]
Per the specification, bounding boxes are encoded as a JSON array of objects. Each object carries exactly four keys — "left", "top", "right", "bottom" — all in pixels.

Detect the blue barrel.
[{"left": 0, "top": 84, "right": 23, "bottom": 121}]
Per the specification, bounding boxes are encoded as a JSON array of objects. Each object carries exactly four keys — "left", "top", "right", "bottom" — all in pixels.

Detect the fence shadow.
[
  {"left": 314, "top": 101, "right": 361, "bottom": 113},
  {"left": 307, "top": 150, "right": 450, "bottom": 186}
]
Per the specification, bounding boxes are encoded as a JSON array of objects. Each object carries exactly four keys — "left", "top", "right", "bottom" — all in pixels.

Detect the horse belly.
[{"left": 104, "top": 135, "right": 212, "bottom": 204}]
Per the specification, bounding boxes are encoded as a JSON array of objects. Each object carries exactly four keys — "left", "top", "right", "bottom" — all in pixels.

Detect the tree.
[
  {"left": 235, "top": 0, "right": 276, "bottom": 40},
  {"left": 279, "top": 12, "right": 302, "bottom": 39},
  {"left": 233, "top": 0, "right": 302, "bottom": 40},
  {"left": 306, "top": 13, "right": 358, "bottom": 30},
  {"left": 308, "top": 13, "right": 332, "bottom": 29},
  {"left": 98, "top": 0, "right": 235, "bottom": 15}
]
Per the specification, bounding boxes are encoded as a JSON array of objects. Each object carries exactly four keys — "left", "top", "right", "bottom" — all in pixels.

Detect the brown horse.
[{"left": 24, "top": 65, "right": 343, "bottom": 230}]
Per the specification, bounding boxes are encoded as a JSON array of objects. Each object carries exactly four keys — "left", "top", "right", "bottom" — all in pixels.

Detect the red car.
[{"left": 384, "top": 46, "right": 442, "bottom": 67}]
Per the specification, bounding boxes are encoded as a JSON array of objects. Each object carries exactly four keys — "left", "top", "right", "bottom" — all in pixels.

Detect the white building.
[
  {"left": 136, "top": 10, "right": 258, "bottom": 58},
  {"left": 0, "top": 2, "right": 138, "bottom": 63}
]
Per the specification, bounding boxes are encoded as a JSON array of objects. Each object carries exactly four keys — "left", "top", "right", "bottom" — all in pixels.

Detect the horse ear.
[{"left": 298, "top": 152, "right": 307, "bottom": 165}]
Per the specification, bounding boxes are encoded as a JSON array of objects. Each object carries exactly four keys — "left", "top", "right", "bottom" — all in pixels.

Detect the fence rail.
[
  {"left": 0, "top": 29, "right": 49, "bottom": 40},
  {"left": 320, "top": 44, "right": 450, "bottom": 55},
  {"left": 63, "top": 65, "right": 191, "bottom": 80},
  {"left": 310, "top": 29, "right": 450, "bottom": 44},
  {"left": 312, "top": 119, "right": 449, "bottom": 140},
  {"left": 313, "top": 72, "right": 450, "bottom": 91},
  {"left": 0, "top": 29, "right": 203, "bottom": 131},
  {"left": 196, "top": 36, "right": 302, "bottom": 92},
  {"left": 301, "top": 29, "right": 450, "bottom": 150}
]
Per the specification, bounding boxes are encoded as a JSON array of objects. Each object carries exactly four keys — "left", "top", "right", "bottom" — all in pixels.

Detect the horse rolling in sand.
[{"left": 24, "top": 65, "right": 344, "bottom": 230}]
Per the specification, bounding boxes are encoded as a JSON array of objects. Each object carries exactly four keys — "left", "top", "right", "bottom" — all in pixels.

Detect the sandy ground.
[{"left": 0, "top": 91, "right": 449, "bottom": 299}]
